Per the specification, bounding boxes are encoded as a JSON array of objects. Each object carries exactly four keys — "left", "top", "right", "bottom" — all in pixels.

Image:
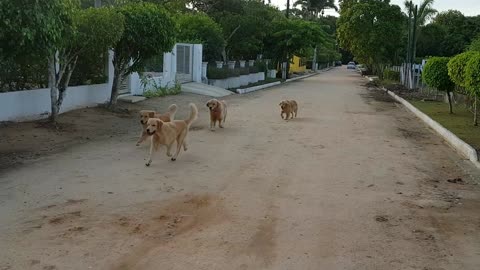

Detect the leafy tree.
[
  {"left": 293, "top": 0, "right": 337, "bottom": 19},
  {"left": 177, "top": 13, "right": 225, "bottom": 62},
  {"left": 264, "top": 18, "right": 327, "bottom": 71},
  {"left": 0, "top": 1, "right": 124, "bottom": 121},
  {"left": 337, "top": 0, "right": 405, "bottom": 75},
  {"left": 468, "top": 36, "right": 480, "bottom": 52},
  {"left": 423, "top": 57, "right": 455, "bottom": 113},
  {"left": 447, "top": 51, "right": 477, "bottom": 88},
  {"left": 404, "top": 0, "right": 437, "bottom": 64},
  {"left": 110, "top": 2, "right": 176, "bottom": 107},
  {"left": 464, "top": 53, "right": 480, "bottom": 125},
  {"left": 416, "top": 23, "right": 446, "bottom": 57},
  {"left": 433, "top": 10, "right": 476, "bottom": 56}
]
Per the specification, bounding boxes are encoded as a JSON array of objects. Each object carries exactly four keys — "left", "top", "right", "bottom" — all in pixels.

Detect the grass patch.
[
  {"left": 236, "top": 78, "right": 281, "bottom": 89},
  {"left": 143, "top": 82, "right": 181, "bottom": 98},
  {"left": 410, "top": 100, "right": 480, "bottom": 150}
]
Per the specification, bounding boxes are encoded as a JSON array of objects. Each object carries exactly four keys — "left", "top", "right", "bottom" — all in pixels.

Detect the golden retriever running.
[
  {"left": 206, "top": 99, "right": 227, "bottom": 131},
  {"left": 279, "top": 100, "right": 298, "bottom": 120},
  {"left": 136, "top": 104, "right": 177, "bottom": 146},
  {"left": 145, "top": 103, "right": 198, "bottom": 166}
]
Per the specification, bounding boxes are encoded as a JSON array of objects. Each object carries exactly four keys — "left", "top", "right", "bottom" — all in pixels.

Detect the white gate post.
[{"left": 192, "top": 44, "right": 203, "bottom": 83}]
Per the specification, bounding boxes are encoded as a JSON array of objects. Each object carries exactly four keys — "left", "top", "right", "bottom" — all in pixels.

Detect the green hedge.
[
  {"left": 383, "top": 70, "right": 400, "bottom": 81},
  {"left": 207, "top": 67, "right": 240, "bottom": 80},
  {"left": 423, "top": 57, "right": 454, "bottom": 92}
]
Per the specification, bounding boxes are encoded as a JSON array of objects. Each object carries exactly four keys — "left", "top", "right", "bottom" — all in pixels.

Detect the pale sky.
[{"left": 270, "top": 0, "right": 480, "bottom": 17}]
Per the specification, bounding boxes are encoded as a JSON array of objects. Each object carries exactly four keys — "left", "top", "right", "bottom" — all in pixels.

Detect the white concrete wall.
[{"left": 0, "top": 84, "right": 110, "bottom": 122}]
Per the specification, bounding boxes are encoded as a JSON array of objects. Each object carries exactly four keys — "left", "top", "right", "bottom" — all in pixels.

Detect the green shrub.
[
  {"left": 383, "top": 70, "right": 400, "bottom": 81},
  {"left": 423, "top": 57, "right": 455, "bottom": 113},
  {"left": 448, "top": 51, "right": 477, "bottom": 87},
  {"left": 248, "top": 65, "right": 259, "bottom": 74},
  {"left": 207, "top": 67, "right": 240, "bottom": 80},
  {"left": 465, "top": 53, "right": 480, "bottom": 125},
  {"left": 238, "top": 67, "right": 250, "bottom": 75},
  {"left": 142, "top": 78, "right": 181, "bottom": 98}
]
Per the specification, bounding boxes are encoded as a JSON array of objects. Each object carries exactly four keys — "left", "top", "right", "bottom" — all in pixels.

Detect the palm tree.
[
  {"left": 294, "top": 0, "right": 337, "bottom": 19},
  {"left": 405, "top": 0, "right": 437, "bottom": 63}
]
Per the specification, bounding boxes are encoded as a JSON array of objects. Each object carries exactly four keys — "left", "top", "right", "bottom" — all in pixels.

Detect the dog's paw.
[
  {"left": 210, "top": 129, "right": 216, "bottom": 132},
  {"left": 219, "top": 125, "right": 224, "bottom": 128},
  {"left": 136, "top": 143, "right": 140, "bottom": 146},
  {"left": 171, "top": 158, "right": 176, "bottom": 161},
  {"left": 167, "top": 152, "right": 173, "bottom": 157},
  {"left": 145, "top": 162, "right": 151, "bottom": 167}
]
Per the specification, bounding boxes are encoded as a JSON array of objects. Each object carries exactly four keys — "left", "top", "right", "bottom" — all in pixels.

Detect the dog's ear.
[{"left": 148, "top": 112, "right": 155, "bottom": 118}]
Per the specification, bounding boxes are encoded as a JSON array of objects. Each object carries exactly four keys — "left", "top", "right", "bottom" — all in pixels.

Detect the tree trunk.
[
  {"left": 109, "top": 65, "right": 123, "bottom": 109},
  {"left": 57, "top": 56, "right": 78, "bottom": 110},
  {"left": 447, "top": 91, "right": 453, "bottom": 114},
  {"left": 48, "top": 54, "right": 60, "bottom": 122}
]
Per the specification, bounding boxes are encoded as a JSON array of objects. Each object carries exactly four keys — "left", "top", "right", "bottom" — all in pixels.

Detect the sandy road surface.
[{"left": 1, "top": 68, "right": 480, "bottom": 270}]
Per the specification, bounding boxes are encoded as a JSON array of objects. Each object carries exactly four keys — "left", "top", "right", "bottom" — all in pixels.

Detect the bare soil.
[{"left": 1, "top": 68, "right": 480, "bottom": 270}]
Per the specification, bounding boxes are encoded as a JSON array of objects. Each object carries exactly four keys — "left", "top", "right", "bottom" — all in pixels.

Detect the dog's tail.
[
  {"left": 167, "top": 104, "right": 177, "bottom": 121},
  {"left": 185, "top": 103, "right": 198, "bottom": 126}
]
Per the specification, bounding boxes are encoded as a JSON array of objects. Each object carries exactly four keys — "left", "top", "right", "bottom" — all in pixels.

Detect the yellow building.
[{"left": 289, "top": 55, "right": 307, "bottom": 73}]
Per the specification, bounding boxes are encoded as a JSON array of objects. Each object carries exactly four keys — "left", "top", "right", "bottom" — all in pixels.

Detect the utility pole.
[{"left": 284, "top": 0, "right": 291, "bottom": 79}]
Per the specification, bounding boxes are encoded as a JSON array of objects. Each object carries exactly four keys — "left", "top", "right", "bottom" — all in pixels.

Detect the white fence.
[
  {"left": 0, "top": 43, "right": 203, "bottom": 122},
  {"left": 0, "top": 84, "right": 111, "bottom": 122}
]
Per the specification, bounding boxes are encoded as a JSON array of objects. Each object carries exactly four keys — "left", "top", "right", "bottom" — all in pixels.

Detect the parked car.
[
  {"left": 347, "top": 61, "right": 356, "bottom": 69},
  {"left": 335, "top": 61, "right": 342, "bottom": 67}
]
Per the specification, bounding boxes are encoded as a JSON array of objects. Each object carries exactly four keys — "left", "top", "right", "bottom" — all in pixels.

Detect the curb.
[
  {"left": 286, "top": 72, "right": 318, "bottom": 82},
  {"left": 236, "top": 81, "right": 281, "bottom": 94},
  {"left": 385, "top": 88, "right": 480, "bottom": 169},
  {"left": 235, "top": 67, "right": 334, "bottom": 95}
]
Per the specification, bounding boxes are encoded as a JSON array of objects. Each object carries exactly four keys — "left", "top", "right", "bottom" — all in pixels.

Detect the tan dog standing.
[
  {"left": 206, "top": 99, "right": 227, "bottom": 131},
  {"left": 137, "top": 104, "right": 177, "bottom": 146},
  {"left": 145, "top": 103, "right": 198, "bottom": 166},
  {"left": 279, "top": 100, "right": 298, "bottom": 120}
]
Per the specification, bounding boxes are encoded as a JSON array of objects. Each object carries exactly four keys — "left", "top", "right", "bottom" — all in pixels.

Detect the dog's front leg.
[
  {"left": 166, "top": 144, "right": 173, "bottom": 157},
  {"left": 210, "top": 119, "right": 216, "bottom": 131},
  {"left": 136, "top": 130, "right": 148, "bottom": 146},
  {"left": 145, "top": 136, "right": 155, "bottom": 166},
  {"left": 281, "top": 112, "right": 285, "bottom": 119}
]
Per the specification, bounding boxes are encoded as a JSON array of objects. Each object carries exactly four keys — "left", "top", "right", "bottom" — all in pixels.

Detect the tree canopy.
[
  {"left": 337, "top": 0, "right": 405, "bottom": 71},
  {"left": 177, "top": 13, "right": 224, "bottom": 62}
]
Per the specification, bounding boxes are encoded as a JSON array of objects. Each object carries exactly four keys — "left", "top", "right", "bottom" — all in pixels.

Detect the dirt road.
[{"left": 1, "top": 68, "right": 480, "bottom": 270}]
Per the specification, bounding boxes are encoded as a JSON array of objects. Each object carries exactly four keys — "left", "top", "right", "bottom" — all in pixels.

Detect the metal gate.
[{"left": 176, "top": 44, "right": 193, "bottom": 83}]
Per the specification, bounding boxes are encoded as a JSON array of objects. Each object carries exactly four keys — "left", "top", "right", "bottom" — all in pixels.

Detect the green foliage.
[
  {"left": 469, "top": 36, "right": 480, "bottom": 52},
  {"left": 447, "top": 51, "right": 477, "bottom": 87},
  {"left": 422, "top": 57, "right": 454, "bottom": 92},
  {"left": 337, "top": 0, "right": 405, "bottom": 70},
  {"left": 465, "top": 53, "right": 480, "bottom": 97},
  {"left": 431, "top": 10, "right": 480, "bottom": 56},
  {"left": 238, "top": 67, "right": 250, "bottom": 75},
  {"left": 265, "top": 18, "right": 327, "bottom": 66},
  {"left": 416, "top": 23, "right": 446, "bottom": 57},
  {"left": 207, "top": 67, "right": 240, "bottom": 80},
  {"left": 383, "top": 70, "right": 400, "bottom": 82},
  {"left": 113, "top": 2, "right": 176, "bottom": 75},
  {"left": 216, "top": 1, "right": 284, "bottom": 60},
  {"left": 0, "top": 0, "right": 76, "bottom": 58},
  {"left": 110, "top": 2, "right": 177, "bottom": 106},
  {"left": 0, "top": 55, "right": 48, "bottom": 91},
  {"left": 141, "top": 77, "right": 182, "bottom": 98},
  {"left": 177, "top": 13, "right": 224, "bottom": 62}
]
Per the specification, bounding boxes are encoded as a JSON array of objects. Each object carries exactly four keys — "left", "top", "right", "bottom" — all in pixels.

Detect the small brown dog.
[
  {"left": 206, "top": 99, "right": 227, "bottom": 131},
  {"left": 137, "top": 104, "right": 177, "bottom": 146},
  {"left": 145, "top": 103, "right": 198, "bottom": 166},
  {"left": 279, "top": 100, "right": 298, "bottom": 120}
]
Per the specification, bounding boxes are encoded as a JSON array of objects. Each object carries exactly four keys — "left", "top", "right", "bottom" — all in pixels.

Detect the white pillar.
[{"left": 192, "top": 44, "right": 203, "bottom": 83}]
